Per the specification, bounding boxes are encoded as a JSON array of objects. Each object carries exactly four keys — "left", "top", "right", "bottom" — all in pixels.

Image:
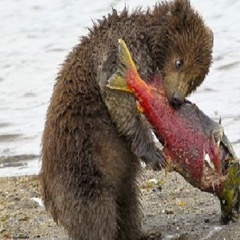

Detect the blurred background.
[{"left": 0, "top": 0, "right": 239, "bottom": 176}]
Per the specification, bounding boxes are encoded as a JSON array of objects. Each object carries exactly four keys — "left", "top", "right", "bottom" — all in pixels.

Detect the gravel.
[{"left": 0, "top": 170, "right": 239, "bottom": 240}]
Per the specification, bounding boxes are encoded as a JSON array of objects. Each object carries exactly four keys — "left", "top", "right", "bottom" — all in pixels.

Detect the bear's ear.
[{"left": 170, "top": 0, "right": 191, "bottom": 17}]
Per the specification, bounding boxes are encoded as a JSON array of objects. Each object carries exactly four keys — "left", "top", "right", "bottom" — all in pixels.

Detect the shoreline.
[{"left": 1, "top": 170, "right": 239, "bottom": 240}]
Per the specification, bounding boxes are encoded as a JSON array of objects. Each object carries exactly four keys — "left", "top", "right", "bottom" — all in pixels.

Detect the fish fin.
[
  {"left": 117, "top": 38, "right": 138, "bottom": 73},
  {"left": 107, "top": 39, "right": 137, "bottom": 92},
  {"left": 107, "top": 73, "right": 132, "bottom": 93}
]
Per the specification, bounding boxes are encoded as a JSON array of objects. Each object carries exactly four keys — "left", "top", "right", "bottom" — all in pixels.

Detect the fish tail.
[
  {"left": 107, "top": 39, "right": 139, "bottom": 93},
  {"left": 117, "top": 38, "right": 138, "bottom": 75}
]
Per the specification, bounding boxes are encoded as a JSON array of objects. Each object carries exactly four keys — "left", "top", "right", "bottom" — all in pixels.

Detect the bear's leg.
[
  {"left": 115, "top": 170, "right": 162, "bottom": 240},
  {"left": 117, "top": 187, "right": 143, "bottom": 240},
  {"left": 67, "top": 189, "right": 118, "bottom": 240},
  {"left": 115, "top": 159, "right": 143, "bottom": 240}
]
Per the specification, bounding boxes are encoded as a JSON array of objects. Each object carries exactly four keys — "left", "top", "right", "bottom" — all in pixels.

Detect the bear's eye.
[{"left": 175, "top": 59, "right": 184, "bottom": 69}]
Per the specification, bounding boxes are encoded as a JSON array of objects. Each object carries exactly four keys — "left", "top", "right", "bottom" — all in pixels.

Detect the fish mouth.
[
  {"left": 198, "top": 126, "right": 239, "bottom": 224},
  {"left": 200, "top": 133, "right": 232, "bottom": 194},
  {"left": 201, "top": 134, "right": 233, "bottom": 183}
]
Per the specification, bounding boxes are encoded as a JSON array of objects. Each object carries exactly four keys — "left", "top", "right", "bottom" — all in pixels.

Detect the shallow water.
[{"left": 0, "top": 0, "right": 239, "bottom": 177}]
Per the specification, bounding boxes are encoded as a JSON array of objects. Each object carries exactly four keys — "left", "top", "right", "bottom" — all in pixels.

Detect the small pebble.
[{"left": 204, "top": 218, "right": 210, "bottom": 223}]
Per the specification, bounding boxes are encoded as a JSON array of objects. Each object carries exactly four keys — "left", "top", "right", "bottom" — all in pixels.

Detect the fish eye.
[{"left": 175, "top": 59, "right": 184, "bottom": 69}]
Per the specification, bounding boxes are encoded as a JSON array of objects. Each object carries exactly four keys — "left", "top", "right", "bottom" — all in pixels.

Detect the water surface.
[{"left": 0, "top": 0, "right": 239, "bottom": 176}]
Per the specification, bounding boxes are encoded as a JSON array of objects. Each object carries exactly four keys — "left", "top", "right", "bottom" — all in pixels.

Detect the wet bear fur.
[{"left": 40, "top": 0, "right": 213, "bottom": 239}]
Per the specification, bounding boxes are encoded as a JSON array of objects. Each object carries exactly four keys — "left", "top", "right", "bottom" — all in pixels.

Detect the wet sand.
[{"left": 1, "top": 169, "right": 239, "bottom": 240}]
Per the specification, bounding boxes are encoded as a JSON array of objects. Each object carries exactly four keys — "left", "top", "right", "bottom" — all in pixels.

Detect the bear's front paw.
[{"left": 144, "top": 148, "right": 166, "bottom": 171}]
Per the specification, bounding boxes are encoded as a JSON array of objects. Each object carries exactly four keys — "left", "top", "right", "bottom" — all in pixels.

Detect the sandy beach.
[{"left": 1, "top": 169, "right": 240, "bottom": 240}]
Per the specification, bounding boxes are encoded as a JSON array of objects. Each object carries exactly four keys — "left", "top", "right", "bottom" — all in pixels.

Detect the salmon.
[{"left": 107, "top": 39, "right": 240, "bottom": 223}]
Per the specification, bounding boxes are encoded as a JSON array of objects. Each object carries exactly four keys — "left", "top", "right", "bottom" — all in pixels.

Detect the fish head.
[
  {"left": 192, "top": 115, "right": 239, "bottom": 224},
  {"left": 212, "top": 128, "right": 240, "bottom": 224}
]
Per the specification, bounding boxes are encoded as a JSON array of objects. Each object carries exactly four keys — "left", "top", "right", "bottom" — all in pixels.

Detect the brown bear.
[{"left": 40, "top": 0, "right": 213, "bottom": 239}]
